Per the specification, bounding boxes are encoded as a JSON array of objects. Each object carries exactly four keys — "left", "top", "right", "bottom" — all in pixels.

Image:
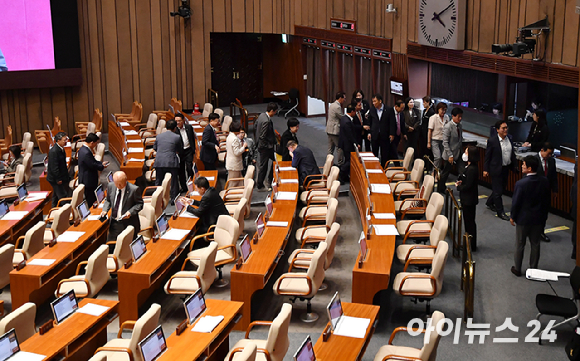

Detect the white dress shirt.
[
  {"left": 498, "top": 134, "right": 512, "bottom": 166},
  {"left": 179, "top": 126, "right": 190, "bottom": 149}
]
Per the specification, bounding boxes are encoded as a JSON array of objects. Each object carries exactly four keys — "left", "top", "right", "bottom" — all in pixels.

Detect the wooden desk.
[
  {"left": 20, "top": 298, "right": 118, "bottom": 361},
  {"left": 10, "top": 209, "right": 109, "bottom": 308},
  {"left": 313, "top": 302, "right": 379, "bottom": 361},
  {"left": 108, "top": 120, "right": 145, "bottom": 182},
  {"left": 0, "top": 191, "right": 51, "bottom": 247},
  {"left": 230, "top": 162, "right": 298, "bottom": 330},
  {"left": 160, "top": 299, "right": 243, "bottom": 361},
  {"left": 40, "top": 145, "right": 73, "bottom": 192},
  {"left": 351, "top": 155, "right": 396, "bottom": 304}
]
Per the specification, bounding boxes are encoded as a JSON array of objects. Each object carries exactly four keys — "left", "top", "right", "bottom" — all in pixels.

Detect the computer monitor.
[
  {"left": 0, "top": 329, "right": 20, "bottom": 361},
  {"left": 77, "top": 201, "right": 90, "bottom": 222},
  {"left": 51, "top": 289, "right": 78, "bottom": 324},
  {"left": 138, "top": 325, "right": 167, "bottom": 361},
  {"left": 272, "top": 181, "right": 278, "bottom": 196},
  {"left": 326, "top": 291, "right": 343, "bottom": 331},
  {"left": 0, "top": 201, "right": 9, "bottom": 219},
  {"left": 293, "top": 336, "right": 316, "bottom": 361},
  {"left": 16, "top": 184, "right": 27, "bottom": 202},
  {"left": 130, "top": 235, "right": 147, "bottom": 262},
  {"left": 94, "top": 184, "right": 105, "bottom": 204},
  {"left": 265, "top": 196, "right": 273, "bottom": 217},
  {"left": 156, "top": 215, "right": 169, "bottom": 237},
  {"left": 239, "top": 235, "right": 252, "bottom": 263},
  {"left": 184, "top": 288, "right": 206, "bottom": 325},
  {"left": 255, "top": 213, "right": 265, "bottom": 239},
  {"left": 359, "top": 231, "right": 368, "bottom": 261},
  {"left": 107, "top": 171, "right": 114, "bottom": 183},
  {"left": 174, "top": 196, "right": 185, "bottom": 214}
]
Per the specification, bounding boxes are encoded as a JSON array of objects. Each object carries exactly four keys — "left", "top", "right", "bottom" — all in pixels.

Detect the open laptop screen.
[
  {"left": 130, "top": 235, "right": 147, "bottom": 262},
  {"left": 359, "top": 231, "right": 368, "bottom": 261},
  {"left": 77, "top": 201, "right": 90, "bottom": 222},
  {"left": 255, "top": 213, "right": 265, "bottom": 238},
  {"left": 0, "top": 201, "right": 9, "bottom": 219},
  {"left": 17, "top": 184, "right": 27, "bottom": 201},
  {"left": 139, "top": 325, "right": 167, "bottom": 361},
  {"left": 107, "top": 171, "right": 114, "bottom": 183},
  {"left": 184, "top": 288, "right": 206, "bottom": 325},
  {"left": 51, "top": 289, "right": 78, "bottom": 324},
  {"left": 294, "top": 336, "right": 316, "bottom": 361},
  {"left": 239, "top": 235, "right": 251, "bottom": 263},
  {"left": 0, "top": 329, "right": 19, "bottom": 361},
  {"left": 265, "top": 196, "right": 273, "bottom": 217},
  {"left": 175, "top": 196, "right": 185, "bottom": 214},
  {"left": 95, "top": 185, "right": 105, "bottom": 204},
  {"left": 327, "top": 291, "right": 343, "bottom": 331},
  {"left": 187, "top": 178, "right": 194, "bottom": 194},
  {"left": 156, "top": 215, "right": 169, "bottom": 237}
]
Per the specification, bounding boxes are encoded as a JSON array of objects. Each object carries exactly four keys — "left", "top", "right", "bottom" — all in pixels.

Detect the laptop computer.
[
  {"left": 239, "top": 235, "right": 252, "bottom": 263},
  {"left": 51, "top": 289, "right": 79, "bottom": 324},
  {"left": 0, "top": 200, "right": 10, "bottom": 219},
  {"left": 184, "top": 288, "right": 207, "bottom": 325},
  {"left": 326, "top": 292, "right": 370, "bottom": 338},
  {"left": 174, "top": 196, "right": 186, "bottom": 215},
  {"left": 294, "top": 336, "right": 316, "bottom": 361},
  {"left": 94, "top": 184, "right": 105, "bottom": 205},
  {"left": 156, "top": 215, "right": 169, "bottom": 238},
  {"left": 138, "top": 325, "right": 167, "bottom": 361},
  {"left": 107, "top": 171, "right": 114, "bottom": 183},
  {"left": 359, "top": 231, "right": 368, "bottom": 261},
  {"left": 0, "top": 328, "right": 23, "bottom": 361},
  {"left": 16, "top": 184, "right": 27, "bottom": 202},
  {"left": 255, "top": 213, "right": 265, "bottom": 239},
  {"left": 130, "top": 235, "right": 147, "bottom": 263},
  {"left": 77, "top": 201, "right": 91, "bottom": 222},
  {"left": 187, "top": 178, "right": 195, "bottom": 195}
]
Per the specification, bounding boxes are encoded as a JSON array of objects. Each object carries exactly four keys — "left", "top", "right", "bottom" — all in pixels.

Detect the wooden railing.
[
  {"left": 207, "top": 89, "right": 218, "bottom": 108},
  {"left": 461, "top": 233, "right": 475, "bottom": 322},
  {"left": 445, "top": 187, "right": 463, "bottom": 258}
]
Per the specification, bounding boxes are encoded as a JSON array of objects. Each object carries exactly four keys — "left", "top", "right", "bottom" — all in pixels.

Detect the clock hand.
[
  {"left": 432, "top": 12, "right": 446, "bottom": 28},
  {"left": 432, "top": 3, "right": 453, "bottom": 20}
]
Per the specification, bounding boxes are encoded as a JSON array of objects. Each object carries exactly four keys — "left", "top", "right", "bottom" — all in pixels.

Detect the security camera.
[{"left": 171, "top": 0, "right": 191, "bottom": 19}]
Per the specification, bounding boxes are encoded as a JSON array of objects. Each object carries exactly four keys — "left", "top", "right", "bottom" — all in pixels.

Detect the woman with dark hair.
[
  {"left": 428, "top": 102, "right": 449, "bottom": 169},
  {"left": 2, "top": 144, "right": 23, "bottom": 173},
  {"left": 403, "top": 97, "right": 421, "bottom": 156},
  {"left": 352, "top": 89, "right": 371, "bottom": 151},
  {"left": 456, "top": 145, "right": 479, "bottom": 251},
  {"left": 420, "top": 96, "right": 435, "bottom": 168},
  {"left": 280, "top": 118, "right": 300, "bottom": 161},
  {"left": 523, "top": 109, "right": 550, "bottom": 152}
]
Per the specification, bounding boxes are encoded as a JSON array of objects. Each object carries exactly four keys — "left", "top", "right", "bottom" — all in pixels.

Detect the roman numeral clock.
[{"left": 418, "top": 0, "right": 466, "bottom": 50}]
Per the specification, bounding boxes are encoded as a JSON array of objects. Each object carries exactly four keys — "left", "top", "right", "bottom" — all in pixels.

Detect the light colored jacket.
[
  {"left": 326, "top": 100, "right": 343, "bottom": 135},
  {"left": 442, "top": 120, "right": 463, "bottom": 161},
  {"left": 226, "top": 133, "right": 245, "bottom": 171}
]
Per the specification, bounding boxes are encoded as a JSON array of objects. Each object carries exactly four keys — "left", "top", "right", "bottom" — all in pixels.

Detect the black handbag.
[{"left": 566, "top": 332, "right": 580, "bottom": 360}]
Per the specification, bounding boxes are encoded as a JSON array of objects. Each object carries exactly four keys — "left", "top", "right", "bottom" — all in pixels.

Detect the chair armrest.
[
  {"left": 397, "top": 189, "right": 420, "bottom": 200},
  {"left": 388, "top": 326, "right": 426, "bottom": 345},
  {"left": 306, "top": 197, "right": 330, "bottom": 207},
  {"left": 402, "top": 220, "right": 435, "bottom": 244},
  {"left": 14, "top": 235, "right": 25, "bottom": 249},
  {"left": 301, "top": 209, "right": 327, "bottom": 227},
  {"left": 404, "top": 245, "right": 437, "bottom": 263},
  {"left": 384, "top": 159, "right": 405, "bottom": 169},
  {"left": 57, "top": 197, "right": 73, "bottom": 207},
  {"left": 399, "top": 199, "right": 427, "bottom": 219},
  {"left": 138, "top": 226, "right": 155, "bottom": 240},
  {"left": 381, "top": 355, "right": 423, "bottom": 361},
  {"left": 180, "top": 257, "right": 200, "bottom": 270},
  {"left": 398, "top": 274, "right": 437, "bottom": 297},
  {"left": 216, "top": 244, "right": 237, "bottom": 266},
  {"left": 298, "top": 225, "right": 330, "bottom": 243},
  {"left": 403, "top": 255, "right": 435, "bottom": 272},
  {"left": 288, "top": 256, "right": 315, "bottom": 272},
  {"left": 190, "top": 232, "right": 215, "bottom": 251},
  {"left": 141, "top": 186, "right": 159, "bottom": 197},
  {"left": 300, "top": 236, "right": 327, "bottom": 248},
  {"left": 12, "top": 249, "right": 27, "bottom": 265},
  {"left": 304, "top": 175, "right": 327, "bottom": 190},
  {"left": 244, "top": 321, "right": 272, "bottom": 339},
  {"left": 384, "top": 166, "right": 406, "bottom": 174},
  {"left": 393, "top": 180, "right": 419, "bottom": 194},
  {"left": 107, "top": 254, "right": 119, "bottom": 272},
  {"left": 224, "top": 177, "right": 245, "bottom": 190},
  {"left": 56, "top": 278, "right": 90, "bottom": 298},
  {"left": 228, "top": 347, "right": 272, "bottom": 361},
  {"left": 275, "top": 273, "right": 312, "bottom": 296},
  {"left": 117, "top": 321, "right": 137, "bottom": 338},
  {"left": 403, "top": 220, "right": 435, "bottom": 235},
  {"left": 94, "top": 347, "right": 134, "bottom": 361},
  {"left": 165, "top": 273, "right": 201, "bottom": 294},
  {"left": 76, "top": 261, "right": 89, "bottom": 275},
  {"left": 389, "top": 171, "right": 411, "bottom": 182}
]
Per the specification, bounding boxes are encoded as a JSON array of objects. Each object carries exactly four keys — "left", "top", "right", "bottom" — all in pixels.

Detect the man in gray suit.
[
  {"left": 327, "top": 91, "right": 346, "bottom": 157},
  {"left": 437, "top": 107, "right": 463, "bottom": 193},
  {"left": 153, "top": 119, "right": 183, "bottom": 202},
  {"left": 101, "top": 171, "right": 143, "bottom": 242},
  {"left": 255, "top": 102, "right": 278, "bottom": 191}
]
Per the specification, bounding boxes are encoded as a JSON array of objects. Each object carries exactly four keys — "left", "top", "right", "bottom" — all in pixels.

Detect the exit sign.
[{"left": 330, "top": 18, "right": 356, "bottom": 32}]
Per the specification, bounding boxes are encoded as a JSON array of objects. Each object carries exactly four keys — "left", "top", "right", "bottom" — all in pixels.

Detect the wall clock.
[{"left": 418, "top": 0, "right": 466, "bottom": 50}]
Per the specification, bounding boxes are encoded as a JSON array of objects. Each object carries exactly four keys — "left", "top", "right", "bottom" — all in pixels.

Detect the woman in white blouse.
[
  {"left": 225, "top": 121, "right": 247, "bottom": 186},
  {"left": 427, "top": 102, "right": 449, "bottom": 169}
]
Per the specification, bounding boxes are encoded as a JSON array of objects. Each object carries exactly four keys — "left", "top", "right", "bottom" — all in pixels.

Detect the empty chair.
[
  {"left": 47, "top": 184, "right": 84, "bottom": 221},
  {"left": 384, "top": 147, "right": 414, "bottom": 181},
  {"left": 273, "top": 242, "right": 327, "bottom": 322},
  {"left": 231, "top": 198, "right": 248, "bottom": 238},
  {"left": 107, "top": 226, "right": 135, "bottom": 273},
  {"left": 295, "top": 199, "right": 338, "bottom": 246},
  {"left": 297, "top": 197, "right": 338, "bottom": 228},
  {"left": 227, "top": 341, "right": 257, "bottom": 361},
  {"left": 536, "top": 266, "right": 580, "bottom": 333},
  {"left": 390, "top": 159, "right": 425, "bottom": 198},
  {"left": 226, "top": 303, "right": 292, "bottom": 361},
  {"left": 396, "top": 215, "right": 448, "bottom": 268},
  {"left": 300, "top": 180, "right": 340, "bottom": 206},
  {"left": 393, "top": 241, "right": 448, "bottom": 313},
  {"left": 202, "top": 103, "right": 213, "bottom": 118},
  {"left": 214, "top": 108, "right": 224, "bottom": 122},
  {"left": 394, "top": 175, "right": 435, "bottom": 216},
  {"left": 0, "top": 164, "right": 25, "bottom": 199},
  {"left": 165, "top": 242, "right": 217, "bottom": 295},
  {"left": 44, "top": 204, "right": 72, "bottom": 244},
  {"left": 21, "top": 153, "right": 32, "bottom": 183},
  {"left": 93, "top": 303, "right": 161, "bottom": 361},
  {"left": 12, "top": 221, "right": 45, "bottom": 266},
  {"left": 224, "top": 179, "right": 254, "bottom": 218},
  {"left": 136, "top": 113, "right": 158, "bottom": 139},
  {"left": 138, "top": 204, "right": 156, "bottom": 242},
  {"left": 35, "top": 130, "right": 52, "bottom": 154},
  {"left": 396, "top": 192, "right": 444, "bottom": 244},
  {"left": 142, "top": 187, "right": 163, "bottom": 219},
  {"left": 161, "top": 173, "right": 172, "bottom": 208},
  {"left": 0, "top": 303, "right": 36, "bottom": 343},
  {"left": 301, "top": 156, "right": 335, "bottom": 190},
  {"left": 220, "top": 165, "right": 255, "bottom": 198},
  {"left": 23, "top": 142, "right": 34, "bottom": 158},
  {"left": 0, "top": 244, "right": 14, "bottom": 289},
  {"left": 55, "top": 245, "right": 110, "bottom": 298},
  {"left": 373, "top": 311, "right": 445, "bottom": 361},
  {"left": 300, "top": 166, "right": 339, "bottom": 199}
]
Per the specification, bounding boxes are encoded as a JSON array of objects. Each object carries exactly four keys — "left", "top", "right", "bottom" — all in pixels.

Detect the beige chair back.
[
  {"left": 84, "top": 245, "right": 110, "bottom": 297},
  {"left": 324, "top": 223, "right": 340, "bottom": 269},
  {"left": 325, "top": 198, "right": 339, "bottom": 227},
  {"left": 326, "top": 166, "right": 340, "bottom": 188},
  {"left": 214, "top": 215, "right": 239, "bottom": 258},
  {"left": 422, "top": 175, "right": 435, "bottom": 203},
  {"left": 420, "top": 310, "right": 445, "bottom": 360},
  {"left": 52, "top": 204, "right": 72, "bottom": 237},
  {"left": 139, "top": 204, "right": 156, "bottom": 240},
  {"left": 71, "top": 184, "right": 85, "bottom": 220},
  {"left": 113, "top": 226, "right": 135, "bottom": 269},
  {"left": 233, "top": 342, "right": 257, "bottom": 361},
  {"left": 410, "top": 159, "right": 425, "bottom": 183},
  {"left": 147, "top": 113, "right": 158, "bottom": 129},
  {"left": 305, "top": 242, "right": 327, "bottom": 295},
  {"left": 130, "top": 303, "right": 161, "bottom": 361},
  {"left": 21, "top": 221, "right": 45, "bottom": 260},
  {"left": 222, "top": 115, "right": 232, "bottom": 132},
  {"left": 232, "top": 198, "right": 247, "bottom": 237},
  {"left": 245, "top": 165, "right": 255, "bottom": 181},
  {"left": 21, "top": 132, "right": 31, "bottom": 149},
  {"left": 402, "top": 147, "right": 414, "bottom": 170},
  {"left": 215, "top": 108, "right": 224, "bottom": 122},
  {"left": 93, "top": 108, "right": 103, "bottom": 131},
  {"left": 161, "top": 173, "right": 172, "bottom": 208},
  {"left": 328, "top": 180, "right": 340, "bottom": 199},
  {"left": 430, "top": 241, "right": 448, "bottom": 298},
  {"left": 24, "top": 142, "right": 34, "bottom": 157},
  {"left": 86, "top": 122, "right": 97, "bottom": 136},
  {"left": 264, "top": 303, "right": 292, "bottom": 360},
  {"left": 23, "top": 153, "right": 32, "bottom": 182},
  {"left": 241, "top": 179, "right": 254, "bottom": 215},
  {"left": 94, "top": 143, "right": 105, "bottom": 162},
  {"left": 322, "top": 155, "right": 334, "bottom": 177},
  {"left": 202, "top": 103, "right": 213, "bottom": 118},
  {"left": 425, "top": 192, "right": 444, "bottom": 221},
  {"left": 429, "top": 215, "right": 448, "bottom": 246},
  {"left": 151, "top": 188, "right": 164, "bottom": 219},
  {"left": 0, "top": 303, "right": 36, "bottom": 343},
  {"left": 156, "top": 119, "right": 166, "bottom": 136},
  {"left": 14, "top": 164, "right": 25, "bottom": 186},
  {"left": 0, "top": 244, "right": 14, "bottom": 289},
  {"left": 198, "top": 242, "right": 218, "bottom": 292}
]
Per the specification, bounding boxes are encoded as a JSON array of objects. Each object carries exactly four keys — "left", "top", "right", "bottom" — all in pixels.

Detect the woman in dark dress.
[
  {"left": 280, "top": 118, "right": 299, "bottom": 161},
  {"left": 352, "top": 100, "right": 364, "bottom": 148},
  {"left": 420, "top": 96, "right": 436, "bottom": 170},
  {"left": 523, "top": 109, "right": 549, "bottom": 152},
  {"left": 403, "top": 97, "right": 421, "bottom": 156},
  {"left": 352, "top": 89, "right": 371, "bottom": 152},
  {"left": 456, "top": 145, "right": 479, "bottom": 251}
]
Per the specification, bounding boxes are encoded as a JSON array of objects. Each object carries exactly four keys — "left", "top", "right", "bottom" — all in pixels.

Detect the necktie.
[
  {"left": 544, "top": 158, "right": 548, "bottom": 176},
  {"left": 457, "top": 125, "right": 460, "bottom": 137},
  {"left": 396, "top": 113, "right": 401, "bottom": 136},
  {"left": 112, "top": 190, "right": 122, "bottom": 219}
]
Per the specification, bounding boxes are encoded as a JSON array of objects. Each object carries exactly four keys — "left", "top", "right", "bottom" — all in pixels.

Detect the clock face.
[{"left": 418, "top": 0, "right": 465, "bottom": 50}]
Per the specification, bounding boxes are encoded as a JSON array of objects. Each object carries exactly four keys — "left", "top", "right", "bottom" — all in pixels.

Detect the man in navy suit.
[
  {"left": 510, "top": 155, "right": 551, "bottom": 277},
  {"left": 338, "top": 103, "right": 359, "bottom": 183},
  {"left": 200, "top": 113, "right": 221, "bottom": 171},
  {"left": 174, "top": 113, "right": 197, "bottom": 193},
  {"left": 484, "top": 120, "right": 517, "bottom": 221},
  {"left": 365, "top": 94, "right": 391, "bottom": 167},
  {"left": 535, "top": 142, "right": 558, "bottom": 242},
  {"left": 78, "top": 133, "right": 109, "bottom": 206},
  {"left": 387, "top": 99, "right": 407, "bottom": 160},
  {"left": 287, "top": 141, "right": 320, "bottom": 186},
  {"left": 154, "top": 119, "right": 183, "bottom": 202}
]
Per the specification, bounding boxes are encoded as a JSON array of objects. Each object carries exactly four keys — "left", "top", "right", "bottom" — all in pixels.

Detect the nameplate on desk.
[
  {"left": 16, "top": 260, "right": 26, "bottom": 270},
  {"left": 125, "top": 260, "right": 133, "bottom": 269},
  {"left": 176, "top": 319, "right": 188, "bottom": 336},
  {"left": 48, "top": 238, "right": 57, "bottom": 247},
  {"left": 39, "top": 320, "right": 54, "bottom": 335}
]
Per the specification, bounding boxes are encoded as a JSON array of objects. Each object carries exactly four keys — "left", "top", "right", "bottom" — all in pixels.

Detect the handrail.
[
  {"left": 208, "top": 89, "right": 218, "bottom": 108},
  {"left": 444, "top": 187, "right": 462, "bottom": 258},
  {"left": 423, "top": 155, "right": 440, "bottom": 182},
  {"left": 461, "top": 232, "right": 475, "bottom": 322}
]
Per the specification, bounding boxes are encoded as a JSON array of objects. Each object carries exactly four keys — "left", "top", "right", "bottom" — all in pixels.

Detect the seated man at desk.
[
  {"left": 182, "top": 177, "right": 228, "bottom": 233},
  {"left": 287, "top": 140, "right": 320, "bottom": 186},
  {"left": 101, "top": 171, "right": 144, "bottom": 242}
]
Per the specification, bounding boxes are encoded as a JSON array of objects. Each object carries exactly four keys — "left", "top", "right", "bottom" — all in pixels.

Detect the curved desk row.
[{"left": 0, "top": 191, "right": 51, "bottom": 247}]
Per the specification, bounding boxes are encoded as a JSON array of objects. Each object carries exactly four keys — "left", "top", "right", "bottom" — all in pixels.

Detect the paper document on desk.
[
  {"left": 9, "top": 351, "right": 46, "bottom": 361},
  {"left": 333, "top": 316, "right": 371, "bottom": 338},
  {"left": 28, "top": 259, "right": 56, "bottom": 266},
  {"left": 278, "top": 166, "right": 296, "bottom": 171},
  {"left": 57, "top": 231, "right": 86, "bottom": 243},
  {"left": 161, "top": 228, "right": 190, "bottom": 240},
  {"left": 87, "top": 215, "right": 101, "bottom": 221},
  {"left": 362, "top": 157, "right": 380, "bottom": 162},
  {"left": 26, "top": 192, "right": 49, "bottom": 202},
  {"left": 280, "top": 179, "right": 299, "bottom": 184},
  {"left": 276, "top": 192, "right": 297, "bottom": 201},
  {"left": 119, "top": 122, "right": 130, "bottom": 126},
  {"left": 205, "top": 176, "right": 215, "bottom": 181},
  {"left": 366, "top": 169, "right": 383, "bottom": 174},
  {"left": 98, "top": 203, "right": 104, "bottom": 208},
  {"left": 189, "top": 191, "right": 200, "bottom": 196},
  {"left": 127, "top": 158, "right": 145, "bottom": 162},
  {"left": 526, "top": 269, "right": 570, "bottom": 282},
  {"left": 128, "top": 147, "right": 143, "bottom": 153},
  {"left": 179, "top": 212, "right": 198, "bottom": 219},
  {"left": 2, "top": 211, "right": 28, "bottom": 220},
  {"left": 124, "top": 130, "right": 138, "bottom": 135},
  {"left": 267, "top": 221, "right": 288, "bottom": 227},
  {"left": 373, "top": 225, "right": 399, "bottom": 236},
  {"left": 78, "top": 303, "right": 110, "bottom": 316},
  {"left": 373, "top": 213, "right": 396, "bottom": 219},
  {"left": 191, "top": 315, "right": 224, "bottom": 333},
  {"left": 371, "top": 184, "right": 391, "bottom": 194},
  {"left": 127, "top": 139, "right": 142, "bottom": 143}
]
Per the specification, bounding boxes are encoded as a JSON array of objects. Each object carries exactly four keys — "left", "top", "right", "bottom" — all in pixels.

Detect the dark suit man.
[
  {"left": 174, "top": 113, "right": 197, "bottom": 193},
  {"left": 255, "top": 103, "right": 278, "bottom": 190},
  {"left": 78, "top": 133, "right": 109, "bottom": 206},
  {"left": 287, "top": 141, "right": 320, "bottom": 186},
  {"left": 154, "top": 119, "right": 182, "bottom": 202},
  {"left": 184, "top": 177, "right": 228, "bottom": 233},
  {"left": 365, "top": 94, "right": 391, "bottom": 167},
  {"left": 338, "top": 103, "right": 359, "bottom": 182},
  {"left": 200, "top": 113, "right": 221, "bottom": 171},
  {"left": 438, "top": 108, "right": 463, "bottom": 193},
  {"left": 484, "top": 120, "right": 517, "bottom": 220},
  {"left": 510, "top": 156, "right": 550, "bottom": 276},
  {"left": 535, "top": 142, "right": 558, "bottom": 242},
  {"left": 280, "top": 118, "right": 299, "bottom": 161},
  {"left": 387, "top": 99, "right": 407, "bottom": 160},
  {"left": 47, "top": 132, "right": 70, "bottom": 207},
  {"left": 101, "top": 171, "right": 144, "bottom": 242}
]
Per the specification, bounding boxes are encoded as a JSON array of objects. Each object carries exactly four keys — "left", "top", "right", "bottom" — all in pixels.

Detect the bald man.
[{"left": 101, "top": 171, "right": 143, "bottom": 242}]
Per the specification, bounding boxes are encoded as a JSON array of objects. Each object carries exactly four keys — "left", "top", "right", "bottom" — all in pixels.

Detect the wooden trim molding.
[{"left": 295, "top": 25, "right": 392, "bottom": 52}]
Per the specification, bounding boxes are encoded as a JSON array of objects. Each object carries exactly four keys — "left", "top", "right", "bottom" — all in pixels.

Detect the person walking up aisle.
[
  {"left": 255, "top": 103, "right": 278, "bottom": 191},
  {"left": 456, "top": 146, "right": 479, "bottom": 251}
]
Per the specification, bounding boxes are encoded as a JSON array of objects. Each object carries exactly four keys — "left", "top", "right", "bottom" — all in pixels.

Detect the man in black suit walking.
[
  {"left": 78, "top": 133, "right": 109, "bottom": 206},
  {"left": 101, "top": 171, "right": 144, "bottom": 242},
  {"left": 154, "top": 119, "right": 182, "bottom": 202},
  {"left": 174, "top": 113, "right": 197, "bottom": 193},
  {"left": 365, "top": 94, "right": 391, "bottom": 167},
  {"left": 47, "top": 132, "right": 70, "bottom": 207},
  {"left": 510, "top": 155, "right": 550, "bottom": 276},
  {"left": 535, "top": 142, "right": 557, "bottom": 242},
  {"left": 484, "top": 120, "right": 517, "bottom": 221},
  {"left": 200, "top": 113, "right": 221, "bottom": 171},
  {"left": 387, "top": 99, "right": 407, "bottom": 160},
  {"left": 183, "top": 177, "right": 228, "bottom": 233},
  {"left": 287, "top": 141, "right": 320, "bottom": 186},
  {"left": 338, "top": 103, "right": 359, "bottom": 183},
  {"left": 255, "top": 103, "right": 278, "bottom": 191}
]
